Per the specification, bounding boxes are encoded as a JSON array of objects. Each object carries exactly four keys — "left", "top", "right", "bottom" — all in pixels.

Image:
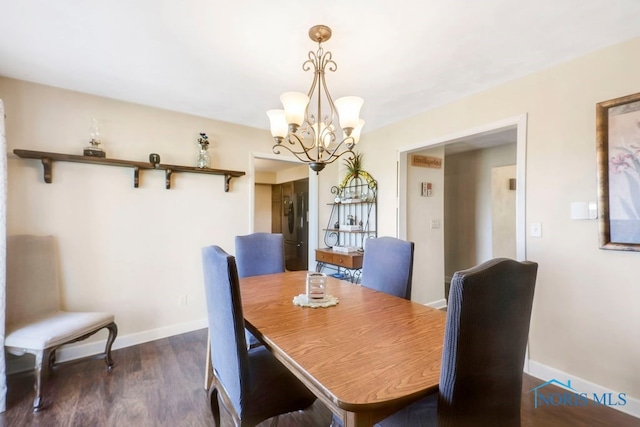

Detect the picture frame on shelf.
[{"left": 596, "top": 91, "right": 640, "bottom": 251}]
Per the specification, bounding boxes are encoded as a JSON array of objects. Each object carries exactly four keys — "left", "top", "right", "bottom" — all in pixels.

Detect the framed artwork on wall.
[{"left": 596, "top": 91, "right": 640, "bottom": 251}]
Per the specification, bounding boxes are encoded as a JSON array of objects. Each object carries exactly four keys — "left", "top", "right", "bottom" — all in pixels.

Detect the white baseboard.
[
  {"left": 425, "top": 298, "right": 447, "bottom": 310},
  {"left": 54, "top": 318, "right": 208, "bottom": 364},
  {"left": 526, "top": 359, "right": 640, "bottom": 420}
]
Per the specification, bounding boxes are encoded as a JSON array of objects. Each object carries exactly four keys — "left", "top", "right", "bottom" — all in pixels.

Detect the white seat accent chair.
[{"left": 5, "top": 235, "right": 117, "bottom": 411}]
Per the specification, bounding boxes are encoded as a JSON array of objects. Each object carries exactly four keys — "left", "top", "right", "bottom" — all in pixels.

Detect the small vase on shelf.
[
  {"left": 196, "top": 148, "right": 210, "bottom": 168},
  {"left": 196, "top": 132, "right": 211, "bottom": 168}
]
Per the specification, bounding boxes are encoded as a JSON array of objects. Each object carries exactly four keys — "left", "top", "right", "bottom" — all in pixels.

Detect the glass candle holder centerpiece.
[{"left": 306, "top": 272, "right": 327, "bottom": 302}]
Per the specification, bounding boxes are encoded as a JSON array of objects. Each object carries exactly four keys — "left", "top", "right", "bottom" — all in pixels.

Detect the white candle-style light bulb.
[
  {"left": 281, "top": 92, "right": 309, "bottom": 130},
  {"left": 334, "top": 96, "right": 364, "bottom": 134},
  {"left": 267, "top": 110, "right": 288, "bottom": 142}
]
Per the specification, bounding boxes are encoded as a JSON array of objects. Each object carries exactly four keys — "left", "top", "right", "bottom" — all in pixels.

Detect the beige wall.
[
  {"left": 276, "top": 165, "right": 309, "bottom": 184},
  {"left": 360, "top": 37, "right": 640, "bottom": 401},
  {"left": 318, "top": 161, "right": 340, "bottom": 249},
  {"left": 491, "top": 164, "right": 517, "bottom": 259},
  {"left": 254, "top": 184, "right": 272, "bottom": 232},
  {"left": 444, "top": 144, "right": 516, "bottom": 277},
  {"left": 0, "top": 77, "right": 277, "bottom": 348},
  {"left": 255, "top": 164, "right": 308, "bottom": 185},
  {"left": 406, "top": 147, "right": 445, "bottom": 303}
]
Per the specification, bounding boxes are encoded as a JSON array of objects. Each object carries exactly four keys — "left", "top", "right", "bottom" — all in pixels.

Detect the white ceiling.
[
  {"left": 444, "top": 127, "right": 517, "bottom": 156},
  {"left": 1, "top": 0, "right": 640, "bottom": 137}
]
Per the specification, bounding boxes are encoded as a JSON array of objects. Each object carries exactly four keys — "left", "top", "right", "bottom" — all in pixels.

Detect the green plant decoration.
[{"left": 339, "top": 153, "right": 376, "bottom": 190}]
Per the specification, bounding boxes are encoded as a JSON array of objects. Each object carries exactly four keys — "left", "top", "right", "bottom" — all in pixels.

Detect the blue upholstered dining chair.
[
  {"left": 202, "top": 245, "right": 316, "bottom": 426},
  {"left": 331, "top": 236, "right": 416, "bottom": 427},
  {"left": 235, "top": 232, "right": 285, "bottom": 278},
  {"left": 373, "top": 258, "right": 538, "bottom": 427},
  {"left": 235, "top": 232, "right": 285, "bottom": 348},
  {"left": 361, "top": 236, "right": 415, "bottom": 300}
]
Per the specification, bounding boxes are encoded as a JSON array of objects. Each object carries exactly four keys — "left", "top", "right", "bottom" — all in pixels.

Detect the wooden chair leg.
[
  {"left": 205, "top": 334, "right": 214, "bottom": 391},
  {"left": 33, "top": 348, "right": 54, "bottom": 412},
  {"left": 103, "top": 322, "right": 118, "bottom": 370},
  {"left": 208, "top": 384, "right": 221, "bottom": 426}
]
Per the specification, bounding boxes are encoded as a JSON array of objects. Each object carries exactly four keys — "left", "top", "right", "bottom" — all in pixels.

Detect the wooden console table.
[
  {"left": 13, "top": 149, "right": 245, "bottom": 192},
  {"left": 315, "top": 248, "right": 363, "bottom": 282}
]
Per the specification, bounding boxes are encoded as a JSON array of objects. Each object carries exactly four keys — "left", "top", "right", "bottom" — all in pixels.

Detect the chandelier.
[{"left": 267, "top": 25, "right": 364, "bottom": 173}]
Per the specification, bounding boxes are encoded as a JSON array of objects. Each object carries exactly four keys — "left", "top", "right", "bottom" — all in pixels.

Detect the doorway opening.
[
  {"left": 249, "top": 153, "right": 318, "bottom": 271},
  {"left": 397, "top": 114, "right": 527, "bottom": 306}
]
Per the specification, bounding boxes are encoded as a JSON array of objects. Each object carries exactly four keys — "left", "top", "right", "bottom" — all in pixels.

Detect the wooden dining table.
[{"left": 237, "top": 270, "right": 447, "bottom": 427}]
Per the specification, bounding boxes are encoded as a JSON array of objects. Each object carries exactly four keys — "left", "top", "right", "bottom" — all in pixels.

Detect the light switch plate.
[{"left": 531, "top": 222, "right": 542, "bottom": 237}]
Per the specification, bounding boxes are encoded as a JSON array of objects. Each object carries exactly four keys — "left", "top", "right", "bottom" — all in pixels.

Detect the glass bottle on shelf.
[
  {"left": 196, "top": 132, "right": 211, "bottom": 168},
  {"left": 196, "top": 148, "right": 210, "bottom": 168}
]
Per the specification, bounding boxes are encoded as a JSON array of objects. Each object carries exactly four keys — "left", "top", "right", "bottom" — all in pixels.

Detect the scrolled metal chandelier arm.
[
  {"left": 272, "top": 130, "right": 356, "bottom": 167},
  {"left": 272, "top": 133, "right": 320, "bottom": 164},
  {"left": 321, "top": 135, "right": 356, "bottom": 161},
  {"left": 267, "top": 25, "right": 364, "bottom": 173}
]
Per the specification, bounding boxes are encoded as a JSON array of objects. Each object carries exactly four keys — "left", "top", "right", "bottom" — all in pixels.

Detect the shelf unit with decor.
[
  {"left": 316, "top": 174, "right": 377, "bottom": 282},
  {"left": 13, "top": 149, "right": 245, "bottom": 192}
]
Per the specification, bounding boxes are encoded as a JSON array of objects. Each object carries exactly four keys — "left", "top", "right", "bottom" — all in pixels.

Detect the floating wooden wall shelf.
[{"left": 13, "top": 149, "right": 245, "bottom": 192}]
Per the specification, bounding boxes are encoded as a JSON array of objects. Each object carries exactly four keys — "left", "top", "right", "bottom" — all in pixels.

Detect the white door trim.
[{"left": 397, "top": 113, "right": 528, "bottom": 261}]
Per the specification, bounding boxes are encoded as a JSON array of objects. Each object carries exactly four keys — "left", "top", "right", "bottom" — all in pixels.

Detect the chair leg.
[
  {"left": 205, "top": 336, "right": 214, "bottom": 391},
  {"left": 208, "top": 385, "right": 221, "bottom": 426},
  {"left": 33, "top": 348, "right": 54, "bottom": 412},
  {"left": 104, "top": 322, "right": 118, "bottom": 370}
]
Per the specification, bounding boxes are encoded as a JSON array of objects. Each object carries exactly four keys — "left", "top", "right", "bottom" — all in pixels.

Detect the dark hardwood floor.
[{"left": 1, "top": 329, "right": 637, "bottom": 426}]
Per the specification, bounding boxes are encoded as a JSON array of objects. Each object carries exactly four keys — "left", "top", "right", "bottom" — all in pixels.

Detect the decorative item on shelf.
[
  {"left": 267, "top": 24, "right": 365, "bottom": 173},
  {"left": 339, "top": 153, "right": 376, "bottom": 191},
  {"left": 149, "top": 153, "right": 161, "bottom": 168},
  {"left": 341, "top": 224, "right": 362, "bottom": 231},
  {"left": 83, "top": 118, "right": 106, "bottom": 158},
  {"left": 196, "top": 132, "right": 210, "bottom": 168},
  {"left": 333, "top": 245, "right": 359, "bottom": 253}
]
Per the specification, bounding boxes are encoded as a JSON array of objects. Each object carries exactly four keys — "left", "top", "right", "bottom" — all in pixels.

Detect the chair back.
[
  {"left": 438, "top": 258, "right": 538, "bottom": 426},
  {"left": 7, "top": 235, "right": 61, "bottom": 326},
  {"left": 234, "top": 233, "right": 285, "bottom": 278},
  {"left": 361, "top": 236, "right": 415, "bottom": 299},
  {"left": 202, "top": 245, "right": 249, "bottom": 415}
]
